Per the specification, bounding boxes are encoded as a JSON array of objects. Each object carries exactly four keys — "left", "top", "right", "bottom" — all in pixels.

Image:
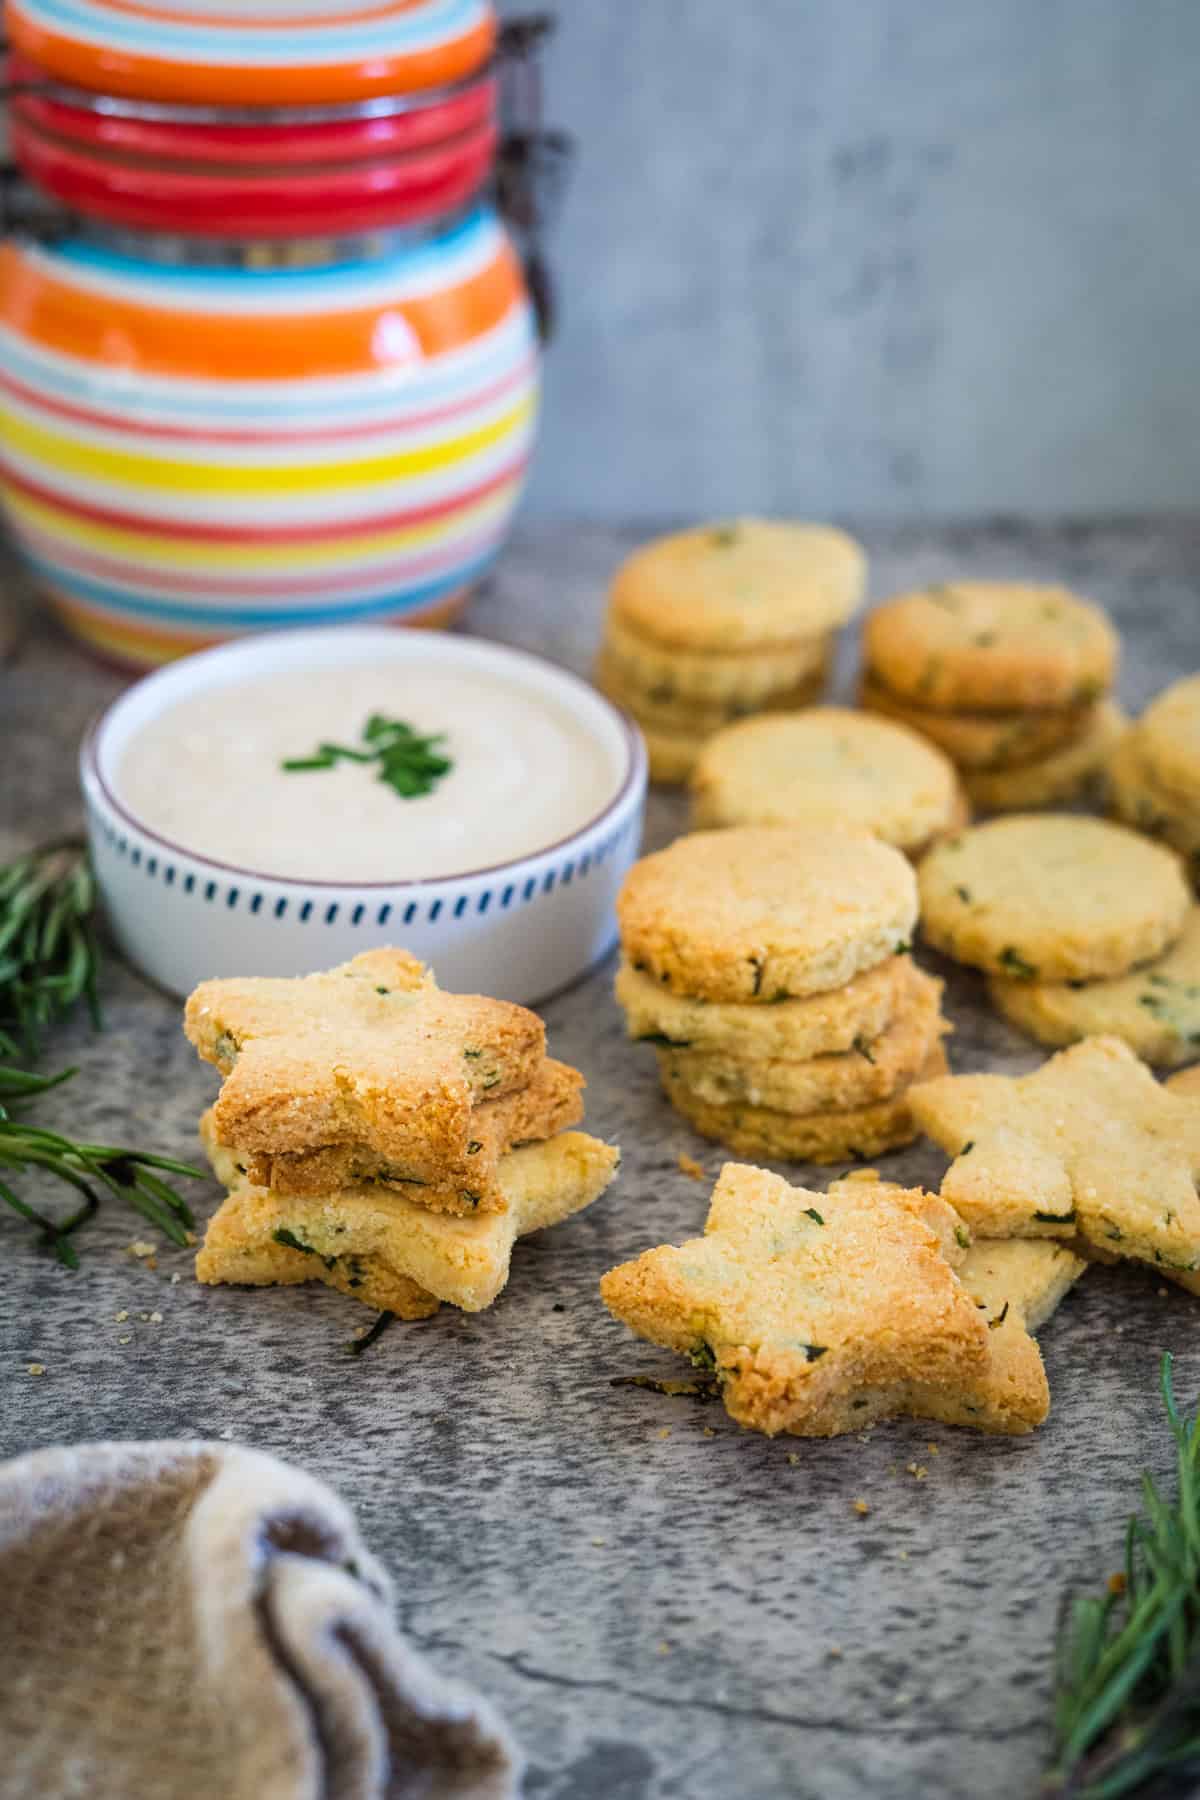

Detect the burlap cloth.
[{"left": 0, "top": 1440, "right": 521, "bottom": 1799}]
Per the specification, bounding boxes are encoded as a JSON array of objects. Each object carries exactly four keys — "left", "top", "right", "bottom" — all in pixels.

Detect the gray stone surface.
[
  {"left": 506, "top": 0, "right": 1200, "bottom": 523},
  {"left": 2, "top": 520, "right": 1200, "bottom": 1800}
]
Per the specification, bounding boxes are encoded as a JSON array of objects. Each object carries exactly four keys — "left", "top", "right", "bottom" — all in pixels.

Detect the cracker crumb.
[
  {"left": 678, "top": 1152, "right": 705, "bottom": 1181},
  {"left": 702, "top": 1426, "right": 716, "bottom": 1438},
  {"left": 27, "top": 1363, "right": 45, "bottom": 1377},
  {"left": 139, "top": 1312, "right": 150, "bottom": 1322},
  {"left": 1108, "top": 1571, "right": 1127, "bottom": 1596},
  {"left": 897, "top": 1549, "right": 909, "bottom": 1562},
  {"left": 787, "top": 1453, "right": 799, "bottom": 1466},
  {"left": 657, "top": 1427, "right": 672, "bottom": 1440},
  {"left": 853, "top": 1498, "right": 870, "bottom": 1517},
  {"left": 827, "top": 1646, "right": 843, "bottom": 1659},
  {"left": 170, "top": 1273, "right": 181, "bottom": 1286},
  {"left": 149, "top": 1311, "right": 163, "bottom": 1325},
  {"left": 927, "top": 1443, "right": 940, "bottom": 1456},
  {"left": 184, "top": 1231, "right": 197, "bottom": 1247},
  {"left": 906, "top": 1462, "right": 929, "bottom": 1481},
  {"left": 128, "top": 1240, "right": 156, "bottom": 1259},
  {"left": 219, "top": 1428, "right": 235, "bottom": 1441},
  {"left": 114, "top": 1310, "right": 128, "bottom": 1323},
  {"left": 118, "top": 1335, "right": 132, "bottom": 1345},
  {"left": 657, "top": 1641, "right": 671, "bottom": 1655},
  {"left": 591, "top": 1538, "right": 606, "bottom": 1547}
]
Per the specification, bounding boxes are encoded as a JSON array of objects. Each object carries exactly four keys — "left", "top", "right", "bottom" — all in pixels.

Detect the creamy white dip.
[{"left": 115, "top": 662, "right": 622, "bottom": 882}]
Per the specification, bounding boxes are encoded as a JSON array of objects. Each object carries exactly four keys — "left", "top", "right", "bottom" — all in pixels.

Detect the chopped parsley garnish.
[
  {"left": 852, "top": 1036, "right": 876, "bottom": 1064},
  {"left": 283, "top": 714, "right": 452, "bottom": 801},
  {"left": 804, "top": 1207, "right": 825, "bottom": 1226}
]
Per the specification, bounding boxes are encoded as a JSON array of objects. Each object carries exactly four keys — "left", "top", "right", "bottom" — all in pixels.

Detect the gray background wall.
[{"left": 508, "top": 0, "right": 1200, "bottom": 523}]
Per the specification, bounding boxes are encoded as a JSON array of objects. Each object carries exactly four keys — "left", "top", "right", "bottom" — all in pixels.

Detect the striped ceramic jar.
[{"left": 0, "top": 1, "right": 541, "bottom": 666}]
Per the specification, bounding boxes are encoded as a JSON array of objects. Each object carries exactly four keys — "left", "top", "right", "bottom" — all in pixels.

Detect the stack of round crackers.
[
  {"left": 919, "top": 814, "right": 1200, "bottom": 1067},
  {"left": 689, "top": 706, "right": 967, "bottom": 859},
  {"left": 1107, "top": 674, "right": 1200, "bottom": 882},
  {"left": 615, "top": 828, "right": 951, "bottom": 1161},
  {"left": 861, "top": 582, "right": 1124, "bottom": 812},
  {"left": 596, "top": 519, "right": 866, "bottom": 784}
]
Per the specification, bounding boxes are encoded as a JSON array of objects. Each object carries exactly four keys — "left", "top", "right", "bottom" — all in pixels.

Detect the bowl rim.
[{"left": 81, "top": 626, "right": 647, "bottom": 892}]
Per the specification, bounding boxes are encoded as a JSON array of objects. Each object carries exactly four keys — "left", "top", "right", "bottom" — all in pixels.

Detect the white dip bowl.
[{"left": 80, "top": 626, "right": 647, "bottom": 1003}]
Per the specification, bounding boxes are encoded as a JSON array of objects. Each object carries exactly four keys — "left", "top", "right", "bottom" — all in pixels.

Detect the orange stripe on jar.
[
  {"left": 0, "top": 239, "right": 523, "bottom": 379},
  {"left": 6, "top": 14, "right": 497, "bottom": 106}
]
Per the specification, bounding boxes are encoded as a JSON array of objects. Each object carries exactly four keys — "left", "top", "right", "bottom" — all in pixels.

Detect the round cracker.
[
  {"left": 1107, "top": 729, "right": 1200, "bottom": 862},
  {"left": 615, "top": 951, "right": 916, "bottom": 1061},
  {"left": 604, "top": 611, "right": 831, "bottom": 704},
  {"left": 618, "top": 828, "right": 918, "bottom": 1002},
  {"left": 659, "top": 1044, "right": 948, "bottom": 1162},
  {"left": 919, "top": 814, "right": 1190, "bottom": 982},
  {"left": 595, "top": 648, "right": 825, "bottom": 736},
  {"left": 690, "top": 707, "right": 965, "bottom": 856},
  {"left": 1132, "top": 675, "right": 1200, "bottom": 811},
  {"left": 610, "top": 518, "right": 866, "bottom": 652},
  {"left": 960, "top": 701, "right": 1126, "bottom": 813},
  {"left": 989, "top": 908, "right": 1200, "bottom": 1069},
  {"left": 863, "top": 582, "right": 1118, "bottom": 712},
  {"left": 655, "top": 967, "right": 947, "bottom": 1111},
  {"left": 860, "top": 671, "right": 1096, "bottom": 770}
]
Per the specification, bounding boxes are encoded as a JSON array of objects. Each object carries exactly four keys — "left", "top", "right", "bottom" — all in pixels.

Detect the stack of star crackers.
[
  {"left": 860, "top": 581, "right": 1125, "bottom": 812},
  {"left": 184, "top": 949, "right": 620, "bottom": 1319},
  {"left": 594, "top": 519, "right": 866, "bottom": 784},
  {"left": 614, "top": 827, "right": 952, "bottom": 1162},
  {"left": 1108, "top": 673, "right": 1200, "bottom": 883},
  {"left": 601, "top": 1162, "right": 1087, "bottom": 1437},
  {"left": 918, "top": 814, "right": 1200, "bottom": 1066}
]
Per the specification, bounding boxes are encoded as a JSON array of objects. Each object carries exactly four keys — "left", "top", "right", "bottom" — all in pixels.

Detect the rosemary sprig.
[
  {"left": 0, "top": 838, "right": 99, "bottom": 1060},
  {"left": 1046, "top": 1353, "right": 1200, "bottom": 1797},
  {"left": 282, "top": 714, "right": 453, "bottom": 800},
  {"left": 0, "top": 1069, "right": 204, "bottom": 1268}
]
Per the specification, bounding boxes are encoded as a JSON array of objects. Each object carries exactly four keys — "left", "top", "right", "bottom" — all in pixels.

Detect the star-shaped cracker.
[
  {"left": 909, "top": 1036, "right": 1200, "bottom": 1291},
  {"left": 184, "top": 949, "right": 547, "bottom": 1210},
  {"left": 600, "top": 1164, "right": 1018, "bottom": 1436},
  {"left": 935, "top": 1239, "right": 1087, "bottom": 1433},
  {"left": 199, "top": 1114, "right": 620, "bottom": 1317}
]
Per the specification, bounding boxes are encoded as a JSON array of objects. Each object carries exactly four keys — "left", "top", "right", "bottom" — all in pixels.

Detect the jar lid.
[
  {"left": 9, "top": 59, "right": 499, "bottom": 236},
  {"left": 7, "top": 0, "right": 497, "bottom": 107}
]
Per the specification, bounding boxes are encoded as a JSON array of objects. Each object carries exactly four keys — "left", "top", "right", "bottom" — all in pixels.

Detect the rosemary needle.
[
  {"left": 0, "top": 838, "right": 100, "bottom": 1061},
  {"left": 0, "top": 1075, "right": 205, "bottom": 1268},
  {"left": 1047, "top": 1353, "right": 1200, "bottom": 1798},
  {"left": 345, "top": 1310, "right": 396, "bottom": 1358}
]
